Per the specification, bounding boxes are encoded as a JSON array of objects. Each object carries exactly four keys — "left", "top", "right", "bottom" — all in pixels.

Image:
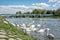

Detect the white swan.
[
  {"left": 21, "top": 23, "right": 26, "bottom": 29},
  {"left": 37, "top": 24, "right": 41, "bottom": 27},
  {"left": 37, "top": 28, "right": 55, "bottom": 39},
  {"left": 37, "top": 24, "right": 41, "bottom": 29},
  {"left": 37, "top": 29, "right": 45, "bottom": 33},
  {"left": 27, "top": 24, "right": 35, "bottom": 31},
  {"left": 16, "top": 24, "right": 20, "bottom": 27},
  {"left": 31, "top": 24, "right": 35, "bottom": 28},
  {"left": 22, "top": 23, "right": 26, "bottom": 27},
  {"left": 32, "top": 27, "right": 37, "bottom": 32},
  {"left": 45, "top": 28, "right": 55, "bottom": 39}
]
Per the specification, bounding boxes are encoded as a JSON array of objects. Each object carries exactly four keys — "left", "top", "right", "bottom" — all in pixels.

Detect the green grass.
[{"left": 0, "top": 16, "right": 36, "bottom": 40}]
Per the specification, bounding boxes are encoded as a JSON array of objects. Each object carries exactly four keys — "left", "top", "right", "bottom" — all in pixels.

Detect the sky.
[{"left": 0, "top": 0, "right": 60, "bottom": 14}]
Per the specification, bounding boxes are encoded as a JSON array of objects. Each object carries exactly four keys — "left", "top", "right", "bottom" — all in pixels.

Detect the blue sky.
[
  {"left": 0, "top": 0, "right": 60, "bottom": 14},
  {"left": 0, "top": 0, "right": 48, "bottom": 5}
]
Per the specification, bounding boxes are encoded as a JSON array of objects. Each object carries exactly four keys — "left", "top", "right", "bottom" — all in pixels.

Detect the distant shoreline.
[{"left": 13, "top": 15, "right": 60, "bottom": 18}]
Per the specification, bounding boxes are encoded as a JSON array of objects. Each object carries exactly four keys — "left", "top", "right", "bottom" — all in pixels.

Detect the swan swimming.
[
  {"left": 37, "top": 28, "right": 55, "bottom": 40},
  {"left": 45, "top": 28, "right": 55, "bottom": 40}
]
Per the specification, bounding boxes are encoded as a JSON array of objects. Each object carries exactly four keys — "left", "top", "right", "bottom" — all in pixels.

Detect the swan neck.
[{"left": 46, "top": 30, "right": 49, "bottom": 36}]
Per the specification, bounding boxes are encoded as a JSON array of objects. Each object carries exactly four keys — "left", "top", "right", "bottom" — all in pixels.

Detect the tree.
[
  {"left": 31, "top": 9, "right": 42, "bottom": 14},
  {"left": 24, "top": 12, "right": 30, "bottom": 14},
  {"left": 52, "top": 10, "right": 56, "bottom": 15},
  {"left": 16, "top": 11, "right": 21, "bottom": 14},
  {"left": 46, "top": 10, "right": 53, "bottom": 14},
  {"left": 41, "top": 10, "right": 47, "bottom": 14},
  {"left": 56, "top": 8, "right": 60, "bottom": 15}
]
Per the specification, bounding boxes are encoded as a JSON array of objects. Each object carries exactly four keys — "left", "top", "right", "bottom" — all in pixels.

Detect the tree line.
[
  {"left": 16, "top": 8, "right": 60, "bottom": 15},
  {"left": 16, "top": 8, "right": 60, "bottom": 18}
]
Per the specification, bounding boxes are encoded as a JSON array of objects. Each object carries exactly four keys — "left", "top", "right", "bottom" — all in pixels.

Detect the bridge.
[{"left": 0, "top": 14, "right": 53, "bottom": 18}]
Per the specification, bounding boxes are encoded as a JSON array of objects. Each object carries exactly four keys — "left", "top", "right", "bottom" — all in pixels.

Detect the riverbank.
[{"left": 0, "top": 16, "right": 36, "bottom": 40}]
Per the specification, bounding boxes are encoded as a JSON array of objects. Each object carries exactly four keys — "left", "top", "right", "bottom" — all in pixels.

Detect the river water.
[{"left": 7, "top": 18, "right": 60, "bottom": 40}]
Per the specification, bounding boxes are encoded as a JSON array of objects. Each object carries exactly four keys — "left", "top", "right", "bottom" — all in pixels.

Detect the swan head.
[
  {"left": 44, "top": 28, "right": 50, "bottom": 36},
  {"left": 45, "top": 28, "right": 50, "bottom": 32}
]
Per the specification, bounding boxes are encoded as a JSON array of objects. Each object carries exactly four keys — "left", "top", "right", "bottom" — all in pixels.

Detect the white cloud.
[
  {"left": 32, "top": 3, "right": 50, "bottom": 7},
  {"left": 32, "top": 3, "right": 50, "bottom": 9},
  {"left": 0, "top": 5, "right": 29, "bottom": 9},
  {"left": 49, "top": 0, "right": 58, "bottom": 2},
  {"left": 0, "top": 0, "right": 60, "bottom": 14},
  {"left": 53, "top": 4, "right": 60, "bottom": 10},
  {"left": 0, "top": 5, "right": 31, "bottom": 14},
  {"left": 57, "top": 0, "right": 60, "bottom": 3},
  {"left": 49, "top": 0, "right": 60, "bottom": 3},
  {"left": 52, "top": 0, "right": 60, "bottom": 9},
  {"left": 48, "top": 0, "right": 60, "bottom": 10},
  {"left": 0, "top": 3, "right": 51, "bottom": 14}
]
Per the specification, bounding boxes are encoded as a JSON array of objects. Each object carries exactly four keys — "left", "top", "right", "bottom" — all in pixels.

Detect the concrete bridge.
[{"left": 0, "top": 14, "right": 53, "bottom": 18}]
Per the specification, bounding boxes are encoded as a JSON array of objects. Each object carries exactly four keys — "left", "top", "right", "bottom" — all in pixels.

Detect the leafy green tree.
[
  {"left": 31, "top": 9, "right": 42, "bottom": 14},
  {"left": 24, "top": 12, "right": 30, "bottom": 14},
  {"left": 56, "top": 8, "right": 60, "bottom": 15},
  {"left": 46, "top": 10, "right": 53, "bottom": 14},
  {"left": 41, "top": 10, "right": 47, "bottom": 14},
  {"left": 16, "top": 11, "right": 21, "bottom": 14},
  {"left": 52, "top": 10, "right": 56, "bottom": 15}
]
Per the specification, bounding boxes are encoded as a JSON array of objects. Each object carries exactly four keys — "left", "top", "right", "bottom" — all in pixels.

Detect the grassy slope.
[{"left": 0, "top": 16, "right": 36, "bottom": 40}]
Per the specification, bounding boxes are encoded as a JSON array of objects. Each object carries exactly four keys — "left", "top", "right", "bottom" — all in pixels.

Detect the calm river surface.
[{"left": 7, "top": 18, "right": 60, "bottom": 40}]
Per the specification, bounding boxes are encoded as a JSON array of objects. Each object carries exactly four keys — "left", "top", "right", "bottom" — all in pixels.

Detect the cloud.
[
  {"left": 0, "top": 5, "right": 29, "bottom": 9},
  {"left": 48, "top": 0, "right": 60, "bottom": 10},
  {"left": 0, "top": 3, "right": 51, "bottom": 14},
  {"left": 0, "top": 0, "right": 60, "bottom": 14},
  {"left": 32, "top": 3, "right": 51, "bottom": 10},
  {"left": 0, "top": 3, "right": 50, "bottom": 9},
  {"left": 32, "top": 3, "right": 50, "bottom": 7},
  {"left": 49, "top": 0, "right": 58, "bottom": 2},
  {"left": 57, "top": 0, "right": 60, "bottom": 3},
  {"left": 0, "top": 5, "right": 31, "bottom": 14},
  {"left": 52, "top": 0, "right": 60, "bottom": 9},
  {"left": 49, "top": 0, "right": 60, "bottom": 3}
]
